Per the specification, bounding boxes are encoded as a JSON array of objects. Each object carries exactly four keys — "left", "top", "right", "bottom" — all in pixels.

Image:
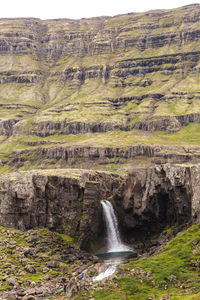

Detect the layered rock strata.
[
  {"left": 5, "top": 144, "right": 200, "bottom": 171},
  {"left": 0, "top": 5, "right": 200, "bottom": 139}
]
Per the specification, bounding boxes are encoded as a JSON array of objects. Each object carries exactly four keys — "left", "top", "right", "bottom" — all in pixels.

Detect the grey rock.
[{"left": 24, "top": 265, "right": 36, "bottom": 274}]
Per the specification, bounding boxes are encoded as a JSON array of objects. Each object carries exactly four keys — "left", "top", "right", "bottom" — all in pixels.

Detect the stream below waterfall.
[{"left": 93, "top": 200, "right": 134, "bottom": 282}]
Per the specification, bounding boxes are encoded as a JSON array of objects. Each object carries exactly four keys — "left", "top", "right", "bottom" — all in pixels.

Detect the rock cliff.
[
  {"left": 114, "top": 164, "right": 200, "bottom": 239},
  {"left": 0, "top": 169, "right": 120, "bottom": 250},
  {"left": 0, "top": 164, "right": 199, "bottom": 249},
  {"left": 0, "top": 5, "right": 200, "bottom": 299}
]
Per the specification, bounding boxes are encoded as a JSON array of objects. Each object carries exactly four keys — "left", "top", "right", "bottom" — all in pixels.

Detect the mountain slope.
[{"left": 0, "top": 4, "right": 200, "bottom": 171}]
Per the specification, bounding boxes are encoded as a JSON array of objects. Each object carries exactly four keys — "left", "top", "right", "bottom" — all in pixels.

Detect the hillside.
[
  {"left": 0, "top": 4, "right": 200, "bottom": 173},
  {"left": 0, "top": 4, "right": 200, "bottom": 300}
]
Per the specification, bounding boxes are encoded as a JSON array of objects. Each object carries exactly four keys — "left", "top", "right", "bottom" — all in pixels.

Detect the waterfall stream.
[
  {"left": 101, "top": 200, "right": 131, "bottom": 253},
  {"left": 92, "top": 200, "right": 133, "bottom": 282}
]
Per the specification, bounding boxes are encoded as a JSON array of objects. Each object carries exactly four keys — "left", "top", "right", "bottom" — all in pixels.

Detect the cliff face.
[
  {"left": 4, "top": 144, "right": 200, "bottom": 173},
  {"left": 0, "top": 6, "right": 200, "bottom": 250},
  {"left": 0, "top": 165, "right": 199, "bottom": 249},
  {"left": 114, "top": 164, "right": 200, "bottom": 238},
  {"left": 0, "top": 169, "right": 121, "bottom": 250}
]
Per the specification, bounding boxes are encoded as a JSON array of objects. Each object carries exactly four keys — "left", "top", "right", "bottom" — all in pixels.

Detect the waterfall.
[{"left": 101, "top": 200, "right": 131, "bottom": 253}]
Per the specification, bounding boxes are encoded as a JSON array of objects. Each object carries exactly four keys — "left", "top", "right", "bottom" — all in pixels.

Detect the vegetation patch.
[{"left": 73, "top": 224, "right": 200, "bottom": 300}]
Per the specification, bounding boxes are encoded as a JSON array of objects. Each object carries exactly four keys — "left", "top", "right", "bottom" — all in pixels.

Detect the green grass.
[
  {"left": 74, "top": 224, "right": 200, "bottom": 300},
  {"left": 116, "top": 224, "right": 200, "bottom": 299},
  {"left": 0, "top": 6, "right": 200, "bottom": 172},
  {"left": 1, "top": 123, "right": 200, "bottom": 174},
  {"left": 155, "top": 123, "right": 200, "bottom": 145}
]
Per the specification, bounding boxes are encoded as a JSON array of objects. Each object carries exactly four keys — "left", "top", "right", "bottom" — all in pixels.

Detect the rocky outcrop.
[
  {"left": 7, "top": 144, "right": 200, "bottom": 170},
  {"left": 0, "top": 6, "right": 200, "bottom": 141},
  {"left": 29, "top": 120, "right": 129, "bottom": 137},
  {"left": 134, "top": 113, "right": 200, "bottom": 132},
  {"left": 0, "top": 226, "right": 97, "bottom": 299},
  {"left": 0, "top": 119, "right": 19, "bottom": 136},
  {"left": 0, "top": 169, "right": 121, "bottom": 250},
  {"left": 0, "top": 164, "right": 199, "bottom": 249},
  {"left": 114, "top": 164, "right": 200, "bottom": 239}
]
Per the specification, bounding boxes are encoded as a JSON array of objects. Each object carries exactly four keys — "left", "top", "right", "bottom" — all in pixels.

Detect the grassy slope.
[
  {"left": 0, "top": 124, "right": 200, "bottom": 174},
  {"left": 0, "top": 7, "right": 200, "bottom": 174},
  {"left": 74, "top": 224, "right": 200, "bottom": 300},
  {"left": 0, "top": 6, "right": 200, "bottom": 145}
]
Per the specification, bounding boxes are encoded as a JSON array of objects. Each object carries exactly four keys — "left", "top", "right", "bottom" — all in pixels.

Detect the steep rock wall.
[
  {"left": 6, "top": 144, "right": 200, "bottom": 171},
  {"left": 0, "top": 165, "right": 199, "bottom": 249},
  {"left": 1, "top": 5, "right": 200, "bottom": 139},
  {"left": 0, "top": 169, "right": 121, "bottom": 250},
  {"left": 114, "top": 164, "right": 200, "bottom": 239}
]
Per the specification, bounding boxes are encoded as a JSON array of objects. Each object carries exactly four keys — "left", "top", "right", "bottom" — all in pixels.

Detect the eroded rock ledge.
[{"left": 6, "top": 144, "right": 200, "bottom": 171}]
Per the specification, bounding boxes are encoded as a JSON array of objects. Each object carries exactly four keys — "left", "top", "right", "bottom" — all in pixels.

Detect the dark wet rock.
[{"left": 114, "top": 164, "right": 200, "bottom": 239}]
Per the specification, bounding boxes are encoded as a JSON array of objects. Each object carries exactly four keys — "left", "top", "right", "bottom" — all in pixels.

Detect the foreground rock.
[{"left": 0, "top": 226, "right": 98, "bottom": 299}]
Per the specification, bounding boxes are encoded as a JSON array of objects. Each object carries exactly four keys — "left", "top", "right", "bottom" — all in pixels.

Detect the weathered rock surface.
[
  {"left": 1, "top": 5, "right": 200, "bottom": 140},
  {"left": 114, "top": 164, "right": 200, "bottom": 238},
  {"left": 134, "top": 113, "right": 200, "bottom": 133},
  {"left": 0, "top": 118, "right": 18, "bottom": 136},
  {"left": 0, "top": 164, "right": 199, "bottom": 249},
  {"left": 28, "top": 120, "right": 130, "bottom": 137},
  {"left": 0, "top": 226, "right": 98, "bottom": 299},
  {"left": 0, "top": 169, "right": 120, "bottom": 250},
  {"left": 6, "top": 144, "right": 200, "bottom": 172}
]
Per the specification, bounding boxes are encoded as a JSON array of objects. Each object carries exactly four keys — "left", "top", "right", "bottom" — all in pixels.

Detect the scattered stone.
[
  {"left": 24, "top": 265, "right": 36, "bottom": 273},
  {"left": 42, "top": 267, "right": 49, "bottom": 273},
  {"left": 47, "top": 260, "right": 59, "bottom": 268},
  {"left": 30, "top": 281, "right": 36, "bottom": 288},
  {"left": 169, "top": 274, "right": 177, "bottom": 282},
  {"left": 28, "top": 234, "right": 40, "bottom": 244}
]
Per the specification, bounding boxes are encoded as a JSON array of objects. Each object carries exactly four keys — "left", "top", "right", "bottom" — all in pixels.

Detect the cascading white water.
[
  {"left": 101, "top": 200, "right": 131, "bottom": 253},
  {"left": 92, "top": 200, "right": 132, "bottom": 282}
]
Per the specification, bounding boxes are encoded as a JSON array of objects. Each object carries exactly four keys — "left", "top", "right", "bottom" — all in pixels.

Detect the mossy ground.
[
  {"left": 74, "top": 224, "right": 200, "bottom": 300},
  {"left": 0, "top": 125, "right": 200, "bottom": 175},
  {"left": 0, "top": 226, "right": 76, "bottom": 292}
]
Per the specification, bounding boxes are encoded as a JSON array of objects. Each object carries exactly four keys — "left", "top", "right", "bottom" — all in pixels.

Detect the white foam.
[
  {"left": 92, "top": 264, "right": 117, "bottom": 282},
  {"left": 101, "top": 200, "right": 132, "bottom": 252}
]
